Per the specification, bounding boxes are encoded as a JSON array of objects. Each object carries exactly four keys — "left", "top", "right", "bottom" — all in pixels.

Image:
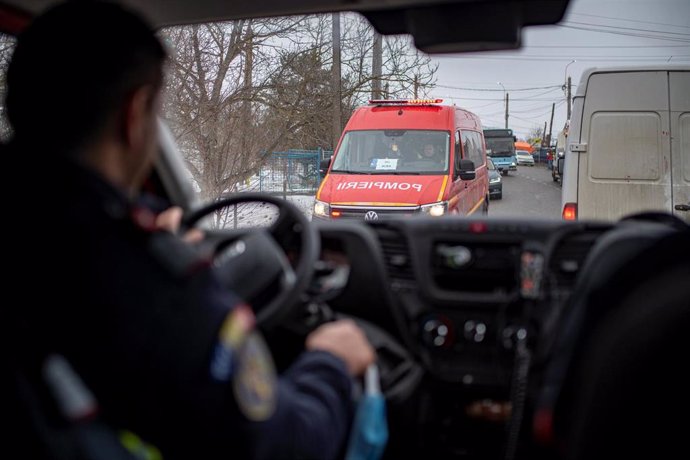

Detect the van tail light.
[{"left": 562, "top": 203, "right": 577, "bottom": 221}]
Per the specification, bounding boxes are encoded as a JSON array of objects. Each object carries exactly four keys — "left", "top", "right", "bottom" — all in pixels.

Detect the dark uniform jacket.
[{"left": 12, "top": 157, "right": 353, "bottom": 460}]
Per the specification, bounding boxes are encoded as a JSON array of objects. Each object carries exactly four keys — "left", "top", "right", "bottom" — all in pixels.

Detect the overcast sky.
[{"left": 424, "top": 0, "right": 690, "bottom": 140}]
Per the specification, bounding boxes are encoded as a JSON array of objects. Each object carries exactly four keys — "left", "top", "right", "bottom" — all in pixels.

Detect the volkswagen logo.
[{"left": 364, "top": 211, "right": 379, "bottom": 221}]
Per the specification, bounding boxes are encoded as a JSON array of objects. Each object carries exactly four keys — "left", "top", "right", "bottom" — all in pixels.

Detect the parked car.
[
  {"left": 516, "top": 149, "right": 535, "bottom": 166},
  {"left": 531, "top": 147, "right": 544, "bottom": 163},
  {"left": 487, "top": 158, "right": 502, "bottom": 199}
]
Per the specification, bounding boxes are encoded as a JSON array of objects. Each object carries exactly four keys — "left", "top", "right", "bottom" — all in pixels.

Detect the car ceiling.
[{"left": 0, "top": 0, "right": 571, "bottom": 53}]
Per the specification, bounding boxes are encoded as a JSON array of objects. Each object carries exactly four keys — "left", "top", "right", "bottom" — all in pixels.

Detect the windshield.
[
  {"left": 331, "top": 130, "right": 450, "bottom": 174},
  {"left": 485, "top": 138, "right": 515, "bottom": 156},
  {"left": 1, "top": 0, "right": 687, "bottom": 224}
]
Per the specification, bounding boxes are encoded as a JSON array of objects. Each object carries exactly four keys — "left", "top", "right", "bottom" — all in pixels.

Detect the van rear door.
[
  {"left": 578, "top": 71, "right": 672, "bottom": 221},
  {"left": 670, "top": 71, "right": 690, "bottom": 223}
]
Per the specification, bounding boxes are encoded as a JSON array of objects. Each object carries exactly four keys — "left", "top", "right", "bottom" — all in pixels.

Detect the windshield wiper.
[
  {"left": 331, "top": 170, "right": 424, "bottom": 175},
  {"left": 330, "top": 169, "right": 370, "bottom": 174}
]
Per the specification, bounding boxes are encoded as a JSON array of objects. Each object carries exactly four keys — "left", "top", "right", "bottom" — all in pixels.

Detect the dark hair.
[{"left": 6, "top": 1, "right": 167, "bottom": 153}]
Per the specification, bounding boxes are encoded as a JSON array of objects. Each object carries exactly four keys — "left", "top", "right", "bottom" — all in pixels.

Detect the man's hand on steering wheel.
[
  {"left": 181, "top": 193, "right": 319, "bottom": 331},
  {"left": 155, "top": 206, "right": 204, "bottom": 243},
  {"left": 165, "top": 196, "right": 421, "bottom": 403}
]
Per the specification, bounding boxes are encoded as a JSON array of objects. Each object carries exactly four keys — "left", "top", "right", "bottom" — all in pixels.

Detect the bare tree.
[
  {"left": 527, "top": 125, "right": 543, "bottom": 145},
  {"left": 338, "top": 15, "right": 437, "bottom": 107},
  {"left": 162, "top": 19, "right": 305, "bottom": 202},
  {"left": 161, "top": 14, "right": 437, "bottom": 211}
]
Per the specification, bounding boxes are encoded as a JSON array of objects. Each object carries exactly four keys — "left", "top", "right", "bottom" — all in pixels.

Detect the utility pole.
[
  {"left": 504, "top": 92, "right": 509, "bottom": 129},
  {"left": 548, "top": 102, "right": 555, "bottom": 147},
  {"left": 371, "top": 32, "right": 382, "bottom": 100},
  {"left": 413, "top": 75, "right": 419, "bottom": 99},
  {"left": 331, "top": 13, "right": 342, "bottom": 150},
  {"left": 566, "top": 76, "right": 572, "bottom": 120},
  {"left": 542, "top": 122, "right": 548, "bottom": 147}
]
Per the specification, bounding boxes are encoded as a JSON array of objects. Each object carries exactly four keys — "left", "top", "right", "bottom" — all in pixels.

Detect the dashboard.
[
  {"left": 316, "top": 217, "right": 610, "bottom": 389},
  {"left": 312, "top": 216, "right": 616, "bottom": 457}
]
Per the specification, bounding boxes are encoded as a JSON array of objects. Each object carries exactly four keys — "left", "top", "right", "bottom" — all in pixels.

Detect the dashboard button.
[
  {"left": 422, "top": 317, "right": 454, "bottom": 348},
  {"left": 464, "top": 320, "right": 487, "bottom": 343}
]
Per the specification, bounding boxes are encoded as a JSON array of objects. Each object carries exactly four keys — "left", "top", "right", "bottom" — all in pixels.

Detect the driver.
[
  {"left": 422, "top": 143, "right": 436, "bottom": 158},
  {"left": 418, "top": 143, "right": 443, "bottom": 165},
  {"left": 7, "top": 2, "right": 374, "bottom": 460}
]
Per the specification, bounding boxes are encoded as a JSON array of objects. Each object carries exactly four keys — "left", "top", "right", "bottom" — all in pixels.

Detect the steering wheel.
[{"left": 183, "top": 193, "right": 319, "bottom": 330}]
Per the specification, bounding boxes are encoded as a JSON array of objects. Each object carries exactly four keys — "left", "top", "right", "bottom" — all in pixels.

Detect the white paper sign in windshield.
[{"left": 375, "top": 158, "right": 398, "bottom": 170}]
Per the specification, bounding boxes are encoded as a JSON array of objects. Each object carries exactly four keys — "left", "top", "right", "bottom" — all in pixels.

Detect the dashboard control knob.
[
  {"left": 464, "top": 320, "right": 487, "bottom": 343},
  {"left": 502, "top": 326, "right": 527, "bottom": 350},
  {"left": 422, "top": 318, "right": 453, "bottom": 348}
]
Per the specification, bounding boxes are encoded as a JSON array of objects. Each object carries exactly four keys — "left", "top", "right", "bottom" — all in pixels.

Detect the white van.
[{"left": 561, "top": 66, "right": 690, "bottom": 223}]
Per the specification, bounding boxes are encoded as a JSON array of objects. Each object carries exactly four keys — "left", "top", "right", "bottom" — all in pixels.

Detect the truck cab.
[
  {"left": 314, "top": 99, "right": 489, "bottom": 220},
  {"left": 483, "top": 128, "right": 517, "bottom": 176}
]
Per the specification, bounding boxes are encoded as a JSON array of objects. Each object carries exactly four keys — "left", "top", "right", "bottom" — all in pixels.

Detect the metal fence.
[{"left": 252, "top": 148, "right": 332, "bottom": 196}]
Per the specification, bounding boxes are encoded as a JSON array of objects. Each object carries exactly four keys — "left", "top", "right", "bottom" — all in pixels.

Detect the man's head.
[
  {"left": 423, "top": 144, "right": 435, "bottom": 157},
  {"left": 6, "top": 1, "right": 167, "bottom": 191}
]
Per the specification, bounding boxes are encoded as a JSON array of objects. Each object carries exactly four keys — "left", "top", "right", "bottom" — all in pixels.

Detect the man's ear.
[{"left": 122, "top": 85, "right": 156, "bottom": 151}]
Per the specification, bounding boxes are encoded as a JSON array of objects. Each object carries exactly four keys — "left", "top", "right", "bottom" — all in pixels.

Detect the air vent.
[{"left": 372, "top": 224, "right": 416, "bottom": 288}]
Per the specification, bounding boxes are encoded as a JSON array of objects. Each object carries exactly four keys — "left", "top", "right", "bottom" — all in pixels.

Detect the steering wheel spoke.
[{"left": 183, "top": 193, "right": 319, "bottom": 330}]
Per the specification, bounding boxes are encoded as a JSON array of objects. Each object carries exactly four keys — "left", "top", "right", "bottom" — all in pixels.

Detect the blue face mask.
[{"left": 345, "top": 364, "right": 388, "bottom": 460}]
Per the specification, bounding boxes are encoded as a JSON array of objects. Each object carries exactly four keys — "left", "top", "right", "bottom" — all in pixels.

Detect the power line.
[
  {"left": 482, "top": 53, "right": 690, "bottom": 59},
  {"left": 441, "top": 94, "right": 566, "bottom": 101},
  {"left": 525, "top": 87, "right": 566, "bottom": 98},
  {"left": 463, "top": 100, "right": 504, "bottom": 109},
  {"left": 510, "top": 103, "right": 562, "bottom": 115},
  {"left": 511, "top": 101, "right": 566, "bottom": 122},
  {"left": 570, "top": 12, "right": 690, "bottom": 30},
  {"left": 523, "top": 44, "right": 690, "bottom": 48},
  {"left": 434, "top": 83, "right": 562, "bottom": 92},
  {"left": 510, "top": 102, "right": 560, "bottom": 113},
  {"left": 558, "top": 24, "right": 690, "bottom": 43},
  {"left": 483, "top": 99, "right": 563, "bottom": 116},
  {"left": 443, "top": 56, "right": 690, "bottom": 62},
  {"left": 484, "top": 101, "right": 557, "bottom": 117},
  {"left": 564, "top": 20, "right": 690, "bottom": 37}
]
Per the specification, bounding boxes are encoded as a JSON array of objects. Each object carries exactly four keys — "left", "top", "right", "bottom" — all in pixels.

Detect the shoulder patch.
[
  {"left": 233, "top": 332, "right": 277, "bottom": 422},
  {"left": 210, "top": 304, "right": 255, "bottom": 382}
]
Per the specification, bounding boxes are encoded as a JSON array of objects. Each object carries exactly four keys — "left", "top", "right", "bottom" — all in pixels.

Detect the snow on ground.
[
  {"left": 288, "top": 195, "right": 315, "bottom": 220},
  {"left": 216, "top": 195, "right": 315, "bottom": 229}
]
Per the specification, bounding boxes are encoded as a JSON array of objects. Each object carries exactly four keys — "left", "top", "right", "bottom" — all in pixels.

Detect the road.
[
  {"left": 489, "top": 164, "right": 562, "bottom": 219},
  {"left": 258, "top": 165, "right": 561, "bottom": 224}
]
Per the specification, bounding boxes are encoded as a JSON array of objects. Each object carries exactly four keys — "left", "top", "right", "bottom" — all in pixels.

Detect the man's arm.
[
  {"left": 251, "top": 351, "right": 353, "bottom": 460},
  {"left": 251, "top": 321, "right": 375, "bottom": 460}
]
